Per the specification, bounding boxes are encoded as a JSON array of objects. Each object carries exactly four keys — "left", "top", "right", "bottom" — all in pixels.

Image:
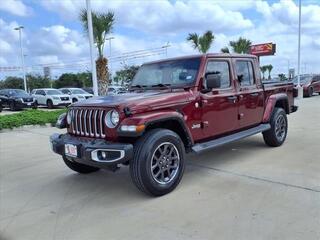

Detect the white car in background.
[
  {"left": 31, "top": 88, "right": 72, "bottom": 109},
  {"left": 59, "top": 88, "right": 93, "bottom": 103}
]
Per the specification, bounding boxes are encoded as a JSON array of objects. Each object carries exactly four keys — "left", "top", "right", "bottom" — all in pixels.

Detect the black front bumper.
[
  {"left": 50, "top": 133, "right": 133, "bottom": 169},
  {"left": 15, "top": 101, "right": 36, "bottom": 109}
]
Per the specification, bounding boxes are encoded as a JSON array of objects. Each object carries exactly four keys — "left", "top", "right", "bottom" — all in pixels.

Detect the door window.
[
  {"left": 236, "top": 61, "right": 255, "bottom": 86},
  {"left": 205, "top": 61, "right": 231, "bottom": 88}
]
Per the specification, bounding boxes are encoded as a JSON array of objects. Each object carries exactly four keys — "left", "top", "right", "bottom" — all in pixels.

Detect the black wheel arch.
[
  {"left": 274, "top": 96, "right": 290, "bottom": 114},
  {"left": 118, "top": 116, "right": 194, "bottom": 151}
]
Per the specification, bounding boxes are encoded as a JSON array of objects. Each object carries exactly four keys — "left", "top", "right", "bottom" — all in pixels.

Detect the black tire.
[
  {"left": 32, "top": 102, "right": 38, "bottom": 109},
  {"left": 72, "top": 98, "right": 78, "bottom": 103},
  {"left": 307, "top": 87, "right": 314, "bottom": 97},
  {"left": 63, "top": 156, "right": 100, "bottom": 174},
  {"left": 130, "top": 129, "right": 185, "bottom": 196},
  {"left": 9, "top": 101, "right": 16, "bottom": 111},
  {"left": 263, "top": 108, "right": 288, "bottom": 147},
  {"left": 47, "top": 99, "right": 54, "bottom": 109},
  {"left": 0, "top": 104, "right": 2, "bottom": 112}
]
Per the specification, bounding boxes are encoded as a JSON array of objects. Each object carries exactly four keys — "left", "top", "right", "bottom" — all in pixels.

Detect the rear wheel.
[
  {"left": 307, "top": 87, "right": 314, "bottom": 97},
  {"left": 47, "top": 99, "right": 54, "bottom": 109},
  {"left": 130, "top": 129, "right": 185, "bottom": 196},
  {"left": 63, "top": 156, "right": 100, "bottom": 174},
  {"left": 0, "top": 103, "right": 2, "bottom": 112},
  {"left": 263, "top": 108, "right": 288, "bottom": 147}
]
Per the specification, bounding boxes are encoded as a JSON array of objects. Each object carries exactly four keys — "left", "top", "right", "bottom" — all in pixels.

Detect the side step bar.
[{"left": 192, "top": 124, "right": 271, "bottom": 153}]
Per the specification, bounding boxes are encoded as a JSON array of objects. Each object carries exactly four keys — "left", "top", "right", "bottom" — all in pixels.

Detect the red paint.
[
  {"left": 67, "top": 54, "right": 296, "bottom": 144},
  {"left": 250, "top": 43, "right": 276, "bottom": 56}
]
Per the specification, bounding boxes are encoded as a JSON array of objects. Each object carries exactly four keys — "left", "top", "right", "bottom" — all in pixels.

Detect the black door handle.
[
  {"left": 227, "top": 96, "right": 237, "bottom": 103},
  {"left": 250, "top": 93, "right": 259, "bottom": 97}
]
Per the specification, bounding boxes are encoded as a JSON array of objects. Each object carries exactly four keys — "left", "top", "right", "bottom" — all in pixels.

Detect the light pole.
[
  {"left": 86, "top": 0, "right": 98, "bottom": 96},
  {"left": 14, "top": 26, "right": 27, "bottom": 92},
  {"left": 162, "top": 42, "right": 171, "bottom": 57},
  {"left": 297, "top": 0, "right": 303, "bottom": 99},
  {"left": 105, "top": 36, "right": 114, "bottom": 75}
]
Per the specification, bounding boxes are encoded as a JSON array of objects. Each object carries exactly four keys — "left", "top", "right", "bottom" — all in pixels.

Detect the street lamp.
[
  {"left": 297, "top": 0, "right": 303, "bottom": 99},
  {"left": 86, "top": 0, "right": 99, "bottom": 96},
  {"left": 105, "top": 36, "right": 114, "bottom": 76},
  {"left": 105, "top": 37, "right": 115, "bottom": 57},
  {"left": 14, "top": 26, "right": 27, "bottom": 92}
]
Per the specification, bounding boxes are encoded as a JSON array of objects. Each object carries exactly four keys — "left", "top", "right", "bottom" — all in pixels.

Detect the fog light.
[{"left": 101, "top": 151, "right": 107, "bottom": 160}]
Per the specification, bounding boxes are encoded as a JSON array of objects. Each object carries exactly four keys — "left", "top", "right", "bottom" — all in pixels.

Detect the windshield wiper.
[{"left": 151, "top": 83, "right": 171, "bottom": 89}]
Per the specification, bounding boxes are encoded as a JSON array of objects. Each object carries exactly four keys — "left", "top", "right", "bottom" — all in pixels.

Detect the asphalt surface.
[{"left": 0, "top": 95, "right": 319, "bottom": 240}]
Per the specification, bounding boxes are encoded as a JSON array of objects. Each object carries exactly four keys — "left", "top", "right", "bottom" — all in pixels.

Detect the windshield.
[
  {"left": 292, "top": 75, "right": 312, "bottom": 84},
  {"left": 71, "top": 89, "right": 87, "bottom": 94},
  {"left": 46, "top": 89, "right": 63, "bottom": 95},
  {"left": 131, "top": 57, "right": 201, "bottom": 88},
  {"left": 8, "top": 89, "right": 29, "bottom": 96}
]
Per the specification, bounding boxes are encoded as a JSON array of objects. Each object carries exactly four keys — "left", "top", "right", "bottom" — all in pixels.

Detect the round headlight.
[
  {"left": 67, "top": 111, "right": 72, "bottom": 124},
  {"left": 105, "top": 110, "right": 119, "bottom": 128}
]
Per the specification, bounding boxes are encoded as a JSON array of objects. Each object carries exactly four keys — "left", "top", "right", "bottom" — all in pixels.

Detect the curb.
[{"left": 0, "top": 123, "right": 54, "bottom": 133}]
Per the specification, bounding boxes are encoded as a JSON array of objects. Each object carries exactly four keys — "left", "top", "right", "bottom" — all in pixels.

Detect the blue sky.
[{"left": 1, "top": 0, "right": 320, "bottom": 79}]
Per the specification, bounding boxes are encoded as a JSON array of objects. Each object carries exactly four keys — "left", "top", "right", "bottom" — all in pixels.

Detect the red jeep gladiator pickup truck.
[{"left": 50, "top": 54, "right": 297, "bottom": 196}]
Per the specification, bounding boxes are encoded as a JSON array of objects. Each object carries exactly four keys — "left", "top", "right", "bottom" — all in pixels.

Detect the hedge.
[{"left": 0, "top": 109, "right": 66, "bottom": 130}]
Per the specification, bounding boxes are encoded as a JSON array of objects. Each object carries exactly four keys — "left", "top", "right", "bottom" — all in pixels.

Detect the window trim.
[{"left": 204, "top": 59, "right": 233, "bottom": 90}]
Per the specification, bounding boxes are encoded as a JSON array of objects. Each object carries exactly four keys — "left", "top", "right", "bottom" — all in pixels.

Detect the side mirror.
[{"left": 205, "top": 72, "right": 221, "bottom": 89}]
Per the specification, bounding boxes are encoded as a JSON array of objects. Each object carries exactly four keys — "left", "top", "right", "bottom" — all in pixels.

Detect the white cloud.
[
  {"left": 0, "top": 0, "right": 32, "bottom": 17},
  {"left": 40, "top": 0, "right": 253, "bottom": 34}
]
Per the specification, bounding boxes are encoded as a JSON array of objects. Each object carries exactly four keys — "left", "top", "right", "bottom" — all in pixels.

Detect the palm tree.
[
  {"left": 187, "top": 31, "right": 214, "bottom": 53},
  {"left": 266, "top": 64, "right": 273, "bottom": 80},
  {"left": 220, "top": 47, "right": 230, "bottom": 53},
  {"left": 229, "top": 37, "right": 252, "bottom": 54},
  {"left": 80, "top": 10, "right": 115, "bottom": 95},
  {"left": 260, "top": 66, "right": 267, "bottom": 80}
]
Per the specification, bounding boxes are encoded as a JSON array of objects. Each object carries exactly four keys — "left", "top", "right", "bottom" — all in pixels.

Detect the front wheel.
[
  {"left": 9, "top": 101, "right": 16, "bottom": 111},
  {"left": 130, "top": 129, "right": 185, "bottom": 196},
  {"left": 47, "top": 99, "right": 54, "bottom": 109},
  {"left": 307, "top": 87, "right": 314, "bottom": 97},
  {"left": 263, "top": 108, "right": 288, "bottom": 147},
  {"left": 63, "top": 156, "right": 100, "bottom": 174}
]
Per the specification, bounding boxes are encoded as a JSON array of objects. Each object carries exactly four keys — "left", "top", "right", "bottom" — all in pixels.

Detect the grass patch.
[{"left": 0, "top": 109, "right": 66, "bottom": 130}]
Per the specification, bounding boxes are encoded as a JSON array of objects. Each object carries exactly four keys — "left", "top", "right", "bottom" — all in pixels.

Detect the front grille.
[
  {"left": 23, "top": 98, "right": 33, "bottom": 102},
  {"left": 61, "top": 97, "right": 69, "bottom": 101},
  {"left": 69, "top": 108, "right": 106, "bottom": 138}
]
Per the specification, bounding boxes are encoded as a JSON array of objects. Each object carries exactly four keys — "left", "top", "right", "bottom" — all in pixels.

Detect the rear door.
[
  {"left": 234, "top": 59, "right": 264, "bottom": 128},
  {"left": 36, "top": 90, "right": 46, "bottom": 105},
  {"left": 200, "top": 58, "right": 238, "bottom": 138}
]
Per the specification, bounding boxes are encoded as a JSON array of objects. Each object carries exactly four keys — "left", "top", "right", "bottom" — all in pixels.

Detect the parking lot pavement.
[{"left": 0, "top": 96, "right": 319, "bottom": 240}]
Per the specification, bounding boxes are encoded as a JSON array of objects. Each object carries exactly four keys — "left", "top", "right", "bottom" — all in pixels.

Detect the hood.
[{"left": 72, "top": 89, "right": 193, "bottom": 113}]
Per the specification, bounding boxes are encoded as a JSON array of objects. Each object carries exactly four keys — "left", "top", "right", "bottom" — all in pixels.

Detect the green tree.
[
  {"left": 278, "top": 73, "right": 287, "bottom": 81},
  {"left": 187, "top": 31, "right": 214, "bottom": 53},
  {"left": 114, "top": 65, "right": 139, "bottom": 87},
  {"left": 220, "top": 47, "right": 230, "bottom": 53},
  {"left": 260, "top": 66, "right": 268, "bottom": 80},
  {"left": 266, "top": 64, "right": 273, "bottom": 80},
  {"left": 27, "top": 74, "right": 51, "bottom": 90},
  {"left": 80, "top": 10, "right": 115, "bottom": 95},
  {"left": 229, "top": 37, "right": 252, "bottom": 54},
  {"left": 54, "top": 73, "right": 82, "bottom": 88},
  {"left": 0, "top": 76, "right": 24, "bottom": 89}
]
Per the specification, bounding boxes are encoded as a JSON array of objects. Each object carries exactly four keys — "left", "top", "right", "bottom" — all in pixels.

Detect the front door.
[
  {"left": 201, "top": 59, "right": 238, "bottom": 139},
  {"left": 234, "top": 59, "right": 264, "bottom": 128}
]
